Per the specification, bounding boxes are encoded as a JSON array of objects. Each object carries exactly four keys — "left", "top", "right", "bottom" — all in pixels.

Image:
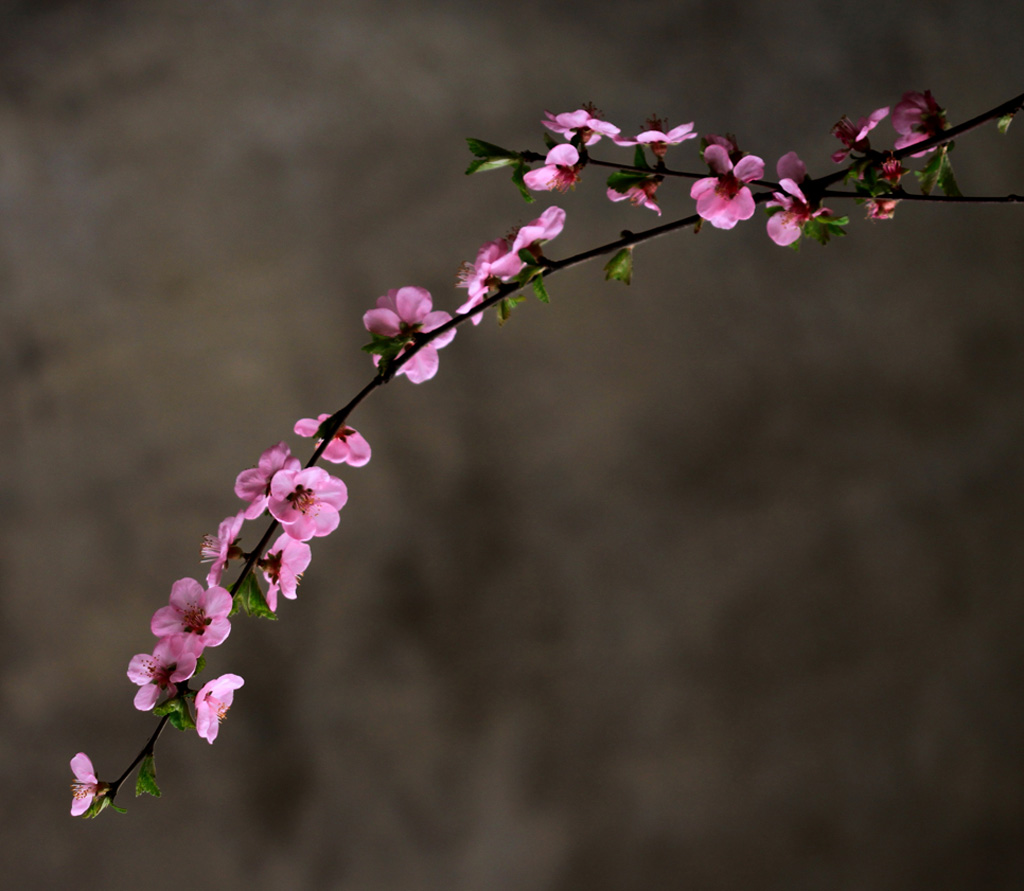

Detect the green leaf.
[
  {"left": 998, "top": 112, "right": 1014, "bottom": 134},
  {"left": 136, "top": 754, "right": 161, "bottom": 798},
  {"left": 153, "top": 694, "right": 196, "bottom": 732},
  {"left": 914, "top": 147, "right": 944, "bottom": 196},
  {"left": 518, "top": 248, "right": 539, "bottom": 266},
  {"left": 802, "top": 215, "right": 848, "bottom": 246},
  {"left": 511, "top": 160, "right": 535, "bottom": 203},
  {"left": 633, "top": 145, "right": 651, "bottom": 170},
  {"left": 466, "top": 156, "right": 516, "bottom": 175},
  {"left": 542, "top": 132, "right": 558, "bottom": 150},
  {"left": 604, "top": 247, "right": 633, "bottom": 284},
  {"left": 107, "top": 802, "right": 128, "bottom": 814},
  {"left": 606, "top": 170, "right": 652, "bottom": 194},
  {"left": 936, "top": 147, "right": 962, "bottom": 197},
  {"left": 193, "top": 654, "right": 206, "bottom": 678},
  {"left": 532, "top": 277, "right": 550, "bottom": 303},
  {"left": 233, "top": 572, "right": 277, "bottom": 621},
  {"left": 465, "top": 138, "right": 518, "bottom": 161},
  {"left": 497, "top": 295, "right": 525, "bottom": 325}
]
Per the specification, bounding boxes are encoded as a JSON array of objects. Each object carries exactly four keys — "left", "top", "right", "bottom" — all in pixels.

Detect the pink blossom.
[
  {"left": 235, "top": 442, "right": 301, "bottom": 520},
  {"left": 456, "top": 238, "right": 514, "bottom": 322},
  {"left": 866, "top": 198, "right": 899, "bottom": 220},
  {"left": 195, "top": 673, "right": 245, "bottom": 744},
  {"left": 268, "top": 466, "right": 348, "bottom": 541},
  {"left": 523, "top": 144, "right": 582, "bottom": 193},
  {"left": 613, "top": 116, "right": 696, "bottom": 158},
  {"left": 892, "top": 90, "right": 947, "bottom": 157},
  {"left": 690, "top": 144, "right": 764, "bottom": 229},
  {"left": 294, "top": 414, "right": 371, "bottom": 466},
  {"left": 542, "top": 108, "right": 620, "bottom": 146},
  {"left": 127, "top": 633, "right": 200, "bottom": 711},
  {"left": 831, "top": 106, "right": 889, "bottom": 163},
  {"left": 456, "top": 207, "right": 566, "bottom": 321},
  {"left": 363, "top": 286, "right": 455, "bottom": 384},
  {"left": 260, "top": 533, "right": 312, "bottom": 611},
  {"left": 151, "top": 577, "right": 233, "bottom": 648},
  {"left": 70, "top": 752, "right": 106, "bottom": 816},
  {"left": 765, "top": 151, "right": 829, "bottom": 247},
  {"left": 200, "top": 512, "right": 245, "bottom": 586},
  {"left": 606, "top": 179, "right": 661, "bottom": 215}
]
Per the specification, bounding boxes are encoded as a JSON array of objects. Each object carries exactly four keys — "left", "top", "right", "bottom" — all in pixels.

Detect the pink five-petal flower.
[
  {"left": 151, "top": 577, "right": 233, "bottom": 648},
  {"left": 542, "top": 108, "right": 620, "bottom": 146},
  {"left": 456, "top": 237, "right": 514, "bottom": 322},
  {"left": 892, "top": 90, "right": 947, "bottom": 157},
  {"left": 765, "top": 151, "right": 830, "bottom": 247},
  {"left": 235, "top": 442, "right": 301, "bottom": 520},
  {"left": 690, "top": 144, "right": 764, "bottom": 229},
  {"left": 195, "top": 673, "right": 245, "bottom": 744},
  {"left": 866, "top": 198, "right": 899, "bottom": 220},
  {"left": 606, "top": 179, "right": 661, "bottom": 215},
  {"left": 260, "top": 533, "right": 312, "bottom": 612},
  {"left": 613, "top": 117, "right": 697, "bottom": 157},
  {"left": 268, "top": 466, "right": 348, "bottom": 541},
  {"left": 127, "top": 633, "right": 201, "bottom": 711},
  {"left": 831, "top": 106, "right": 889, "bottom": 163},
  {"left": 523, "top": 144, "right": 581, "bottom": 193},
  {"left": 294, "top": 414, "right": 371, "bottom": 466},
  {"left": 70, "top": 752, "right": 107, "bottom": 816},
  {"left": 200, "top": 512, "right": 245, "bottom": 586},
  {"left": 363, "top": 286, "right": 455, "bottom": 384}
]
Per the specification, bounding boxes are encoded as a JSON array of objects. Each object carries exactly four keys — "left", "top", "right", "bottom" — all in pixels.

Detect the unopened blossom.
[
  {"left": 294, "top": 414, "right": 371, "bottom": 466},
  {"left": 268, "top": 466, "right": 348, "bottom": 541},
  {"left": 690, "top": 144, "right": 764, "bottom": 229},
  {"left": 127, "top": 633, "right": 200, "bottom": 711},
  {"left": 613, "top": 116, "right": 696, "bottom": 158},
  {"left": 195, "top": 673, "right": 245, "bottom": 744},
  {"left": 260, "top": 533, "right": 312, "bottom": 611},
  {"left": 606, "top": 179, "right": 661, "bottom": 214},
  {"left": 151, "top": 577, "right": 233, "bottom": 648},
  {"left": 457, "top": 206, "right": 566, "bottom": 320},
  {"left": 70, "top": 752, "right": 107, "bottom": 817},
  {"left": 765, "top": 151, "right": 829, "bottom": 246},
  {"left": 523, "top": 144, "right": 582, "bottom": 193},
  {"left": 363, "top": 286, "right": 455, "bottom": 384},
  {"left": 200, "top": 512, "right": 245, "bottom": 586},
  {"left": 235, "top": 442, "right": 301, "bottom": 520},
  {"left": 831, "top": 106, "right": 889, "bottom": 163},
  {"left": 542, "top": 108, "right": 620, "bottom": 146},
  {"left": 879, "top": 156, "right": 907, "bottom": 185},
  {"left": 892, "top": 90, "right": 947, "bottom": 156}
]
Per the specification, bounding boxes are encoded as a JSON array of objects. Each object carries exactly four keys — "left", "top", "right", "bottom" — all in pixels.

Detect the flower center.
[
  {"left": 715, "top": 173, "right": 742, "bottom": 200},
  {"left": 287, "top": 485, "right": 318, "bottom": 515}
]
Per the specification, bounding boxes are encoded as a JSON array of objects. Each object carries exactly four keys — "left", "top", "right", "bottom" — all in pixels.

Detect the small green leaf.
[
  {"left": 606, "top": 170, "right": 652, "bottom": 194},
  {"left": 511, "top": 160, "right": 535, "bottom": 203},
  {"left": 497, "top": 295, "right": 525, "bottom": 325},
  {"left": 466, "top": 156, "right": 516, "bottom": 175},
  {"left": 153, "top": 694, "right": 196, "bottom": 732},
  {"left": 542, "top": 132, "right": 558, "bottom": 150},
  {"left": 802, "top": 215, "right": 848, "bottom": 246},
  {"left": 604, "top": 247, "right": 633, "bottom": 284},
  {"left": 107, "top": 802, "right": 128, "bottom": 814},
  {"left": 194, "top": 654, "right": 206, "bottom": 678},
  {"left": 465, "top": 138, "right": 518, "bottom": 161},
  {"left": 532, "top": 277, "right": 550, "bottom": 303},
  {"left": 914, "top": 147, "right": 945, "bottom": 196},
  {"left": 633, "top": 145, "right": 651, "bottom": 170},
  {"left": 233, "top": 572, "right": 277, "bottom": 620},
  {"left": 136, "top": 754, "right": 161, "bottom": 798},
  {"left": 998, "top": 112, "right": 1014, "bottom": 134},
  {"left": 518, "top": 248, "right": 539, "bottom": 266},
  {"left": 80, "top": 795, "right": 119, "bottom": 818},
  {"left": 936, "top": 147, "right": 962, "bottom": 197}
]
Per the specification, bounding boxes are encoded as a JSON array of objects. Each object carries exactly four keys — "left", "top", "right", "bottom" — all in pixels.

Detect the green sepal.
[
  {"left": 79, "top": 794, "right": 123, "bottom": 818},
  {"left": 801, "top": 215, "right": 848, "bottom": 246},
  {"left": 998, "top": 112, "right": 1014, "bottom": 134},
  {"left": 532, "top": 277, "right": 550, "bottom": 303},
  {"left": 233, "top": 571, "right": 277, "bottom": 621},
  {"left": 633, "top": 145, "right": 651, "bottom": 170},
  {"left": 497, "top": 295, "right": 525, "bottom": 325},
  {"left": 518, "top": 248, "right": 539, "bottom": 266},
  {"left": 604, "top": 247, "right": 633, "bottom": 284},
  {"left": 107, "top": 802, "right": 128, "bottom": 814},
  {"left": 606, "top": 170, "right": 653, "bottom": 194},
  {"left": 135, "top": 754, "right": 161, "bottom": 798},
  {"left": 153, "top": 694, "right": 196, "bottom": 732}
]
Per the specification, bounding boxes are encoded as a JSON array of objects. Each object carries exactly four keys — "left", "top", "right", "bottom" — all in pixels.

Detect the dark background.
[{"left": 2, "top": 1, "right": 1023, "bottom": 888}]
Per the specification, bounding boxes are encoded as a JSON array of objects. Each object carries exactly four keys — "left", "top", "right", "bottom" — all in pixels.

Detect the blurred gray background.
[{"left": 2, "top": 1, "right": 1023, "bottom": 888}]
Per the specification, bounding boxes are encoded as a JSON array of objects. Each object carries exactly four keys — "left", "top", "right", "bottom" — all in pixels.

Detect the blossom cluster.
[{"left": 508, "top": 90, "right": 954, "bottom": 247}]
